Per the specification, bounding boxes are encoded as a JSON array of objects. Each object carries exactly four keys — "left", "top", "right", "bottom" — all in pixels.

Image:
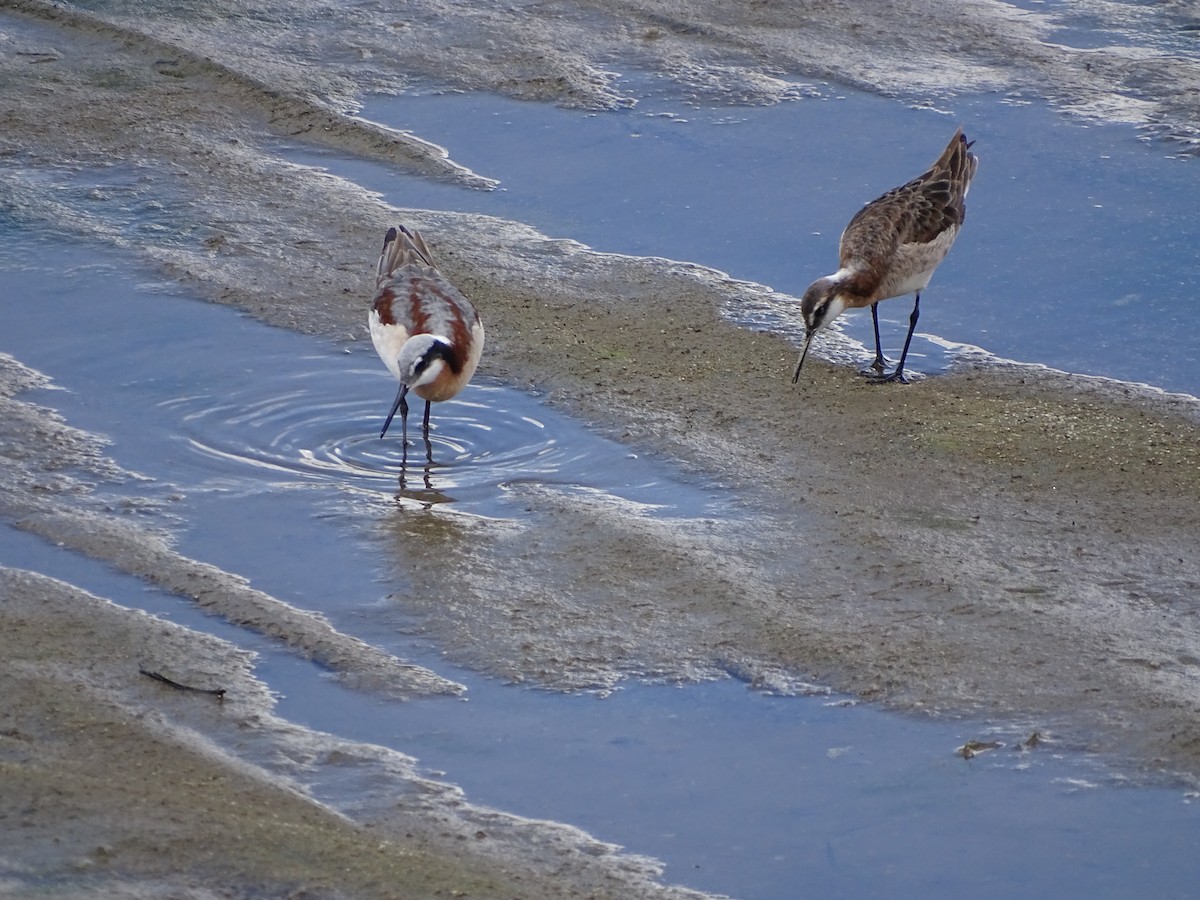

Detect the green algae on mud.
[{"left": 910, "top": 379, "right": 1200, "bottom": 495}]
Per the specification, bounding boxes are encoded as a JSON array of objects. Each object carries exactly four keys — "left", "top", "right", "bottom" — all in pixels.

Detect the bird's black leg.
[
  {"left": 869, "top": 302, "right": 888, "bottom": 373},
  {"left": 870, "top": 293, "right": 920, "bottom": 384},
  {"left": 400, "top": 408, "right": 410, "bottom": 482},
  {"left": 399, "top": 392, "right": 409, "bottom": 446},
  {"left": 893, "top": 293, "right": 921, "bottom": 381},
  {"left": 420, "top": 430, "right": 435, "bottom": 490},
  {"left": 421, "top": 400, "right": 433, "bottom": 461},
  {"left": 398, "top": 392, "right": 411, "bottom": 474}
]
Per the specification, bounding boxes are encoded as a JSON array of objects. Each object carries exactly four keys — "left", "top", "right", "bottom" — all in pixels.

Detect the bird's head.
[
  {"left": 800, "top": 276, "right": 850, "bottom": 335},
  {"left": 380, "top": 334, "right": 453, "bottom": 439},
  {"left": 792, "top": 276, "right": 850, "bottom": 383},
  {"left": 396, "top": 334, "right": 452, "bottom": 389}
]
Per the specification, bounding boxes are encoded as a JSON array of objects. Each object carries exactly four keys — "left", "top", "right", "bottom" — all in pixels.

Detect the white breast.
[
  {"left": 368, "top": 308, "right": 411, "bottom": 383},
  {"left": 878, "top": 225, "right": 960, "bottom": 300}
]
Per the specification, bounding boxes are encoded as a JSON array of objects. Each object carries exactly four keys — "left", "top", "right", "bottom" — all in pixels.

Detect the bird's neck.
[{"left": 826, "top": 265, "right": 877, "bottom": 305}]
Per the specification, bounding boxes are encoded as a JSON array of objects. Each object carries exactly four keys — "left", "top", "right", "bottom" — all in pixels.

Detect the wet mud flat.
[{"left": 3, "top": 0, "right": 1200, "bottom": 896}]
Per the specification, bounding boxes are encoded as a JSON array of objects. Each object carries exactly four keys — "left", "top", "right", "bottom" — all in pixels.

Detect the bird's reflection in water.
[{"left": 395, "top": 434, "right": 456, "bottom": 507}]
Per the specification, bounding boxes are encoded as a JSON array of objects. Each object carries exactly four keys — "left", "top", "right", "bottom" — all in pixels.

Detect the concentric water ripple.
[{"left": 163, "top": 360, "right": 726, "bottom": 516}]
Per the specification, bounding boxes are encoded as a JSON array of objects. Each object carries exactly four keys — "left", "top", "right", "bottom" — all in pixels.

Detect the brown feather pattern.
[
  {"left": 792, "top": 129, "right": 978, "bottom": 384},
  {"left": 835, "top": 128, "right": 977, "bottom": 307},
  {"left": 369, "top": 225, "right": 484, "bottom": 407}
]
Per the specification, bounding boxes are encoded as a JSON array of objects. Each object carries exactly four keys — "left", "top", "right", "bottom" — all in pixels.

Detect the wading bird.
[
  {"left": 793, "top": 128, "right": 978, "bottom": 384},
  {"left": 369, "top": 225, "right": 484, "bottom": 446}
]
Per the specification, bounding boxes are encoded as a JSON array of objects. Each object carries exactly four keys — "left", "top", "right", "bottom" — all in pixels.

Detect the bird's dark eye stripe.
[{"left": 414, "top": 341, "right": 452, "bottom": 377}]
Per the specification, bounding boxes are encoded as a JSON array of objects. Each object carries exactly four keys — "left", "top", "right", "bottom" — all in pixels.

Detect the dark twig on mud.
[{"left": 139, "top": 667, "right": 226, "bottom": 699}]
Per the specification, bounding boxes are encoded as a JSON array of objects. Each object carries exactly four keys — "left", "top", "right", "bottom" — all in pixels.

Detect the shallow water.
[{"left": 3, "top": 229, "right": 1199, "bottom": 898}]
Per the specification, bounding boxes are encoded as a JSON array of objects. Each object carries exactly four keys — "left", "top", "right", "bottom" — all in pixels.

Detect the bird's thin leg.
[
  {"left": 894, "top": 293, "right": 920, "bottom": 379},
  {"left": 396, "top": 405, "right": 431, "bottom": 494},
  {"left": 421, "top": 401, "right": 434, "bottom": 467},
  {"left": 396, "top": 393, "right": 411, "bottom": 480},
  {"left": 871, "top": 293, "right": 920, "bottom": 384},
  {"left": 399, "top": 392, "right": 409, "bottom": 447},
  {"left": 869, "top": 302, "right": 887, "bottom": 373},
  {"left": 421, "top": 435, "right": 434, "bottom": 490}
]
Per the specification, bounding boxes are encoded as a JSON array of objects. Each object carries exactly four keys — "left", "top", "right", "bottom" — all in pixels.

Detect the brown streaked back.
[{"left": 835, "top": 129, "right": 978, "bottom": 304}]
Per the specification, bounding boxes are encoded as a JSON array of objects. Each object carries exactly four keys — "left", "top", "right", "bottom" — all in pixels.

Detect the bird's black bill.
[
  {"left": 791, "top": 332, "right": 815, "bottom": 384},
  {"left": 380, "top": 383, "right": 409, "bottom": 439}
]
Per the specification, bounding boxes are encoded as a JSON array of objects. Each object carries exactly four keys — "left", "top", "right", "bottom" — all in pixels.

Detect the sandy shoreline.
[{"left": 3, "top": 0, "right": 1200, "bottom": 895}]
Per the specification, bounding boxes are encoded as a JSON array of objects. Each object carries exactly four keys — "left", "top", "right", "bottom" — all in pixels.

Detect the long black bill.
[
  {"left": 380, "top": 383, "right": 410, "bottom": 439},
  {"left": 791, "top": 331, "right": 816, "bottom": 384}
]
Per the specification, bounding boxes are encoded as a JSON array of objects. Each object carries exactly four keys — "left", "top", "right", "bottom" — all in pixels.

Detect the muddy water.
[{"left": 3, "top": 230, "right": 1199, "bottom": 898}]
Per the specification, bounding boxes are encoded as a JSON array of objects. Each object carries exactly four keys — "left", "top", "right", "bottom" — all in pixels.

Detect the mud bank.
[
  {"left": 6, "top": 0, "right": 1199, "bottom": 142},
  {"left": 0, "top": 567, "right": 708, "bottom": 899},
  {"left": 3, "top": 1, "right": 1200, "bottom": 896}
]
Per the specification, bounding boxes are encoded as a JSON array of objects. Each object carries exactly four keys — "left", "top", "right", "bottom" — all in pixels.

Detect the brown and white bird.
[
  {"left": 369, "top": 225, "right": 484, "bottom": 444},
  {"left": 793, "top": 128, "right": 978, "bottom": 384}
]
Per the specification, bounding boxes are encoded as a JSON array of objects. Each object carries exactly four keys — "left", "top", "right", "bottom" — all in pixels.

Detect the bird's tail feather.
[
  {"left": 377, "top": 225, "right": 437, "bottom": 281},
  {"left": 928, "top": 127, "right": 978, "bottom": 205}
]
